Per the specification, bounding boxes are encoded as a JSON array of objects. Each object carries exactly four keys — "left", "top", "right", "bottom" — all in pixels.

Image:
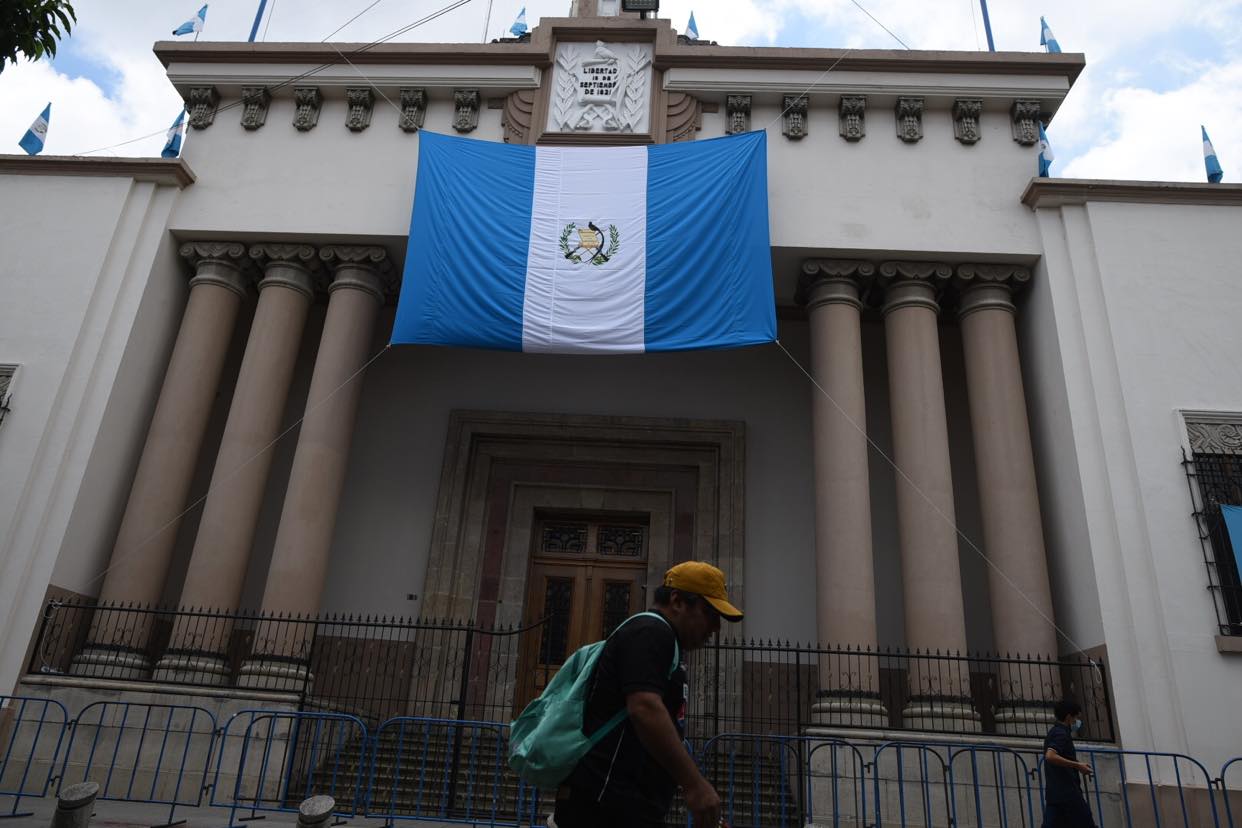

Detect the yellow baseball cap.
[{"left": 663, "top": 561, "right": 744, "bottom": 621}]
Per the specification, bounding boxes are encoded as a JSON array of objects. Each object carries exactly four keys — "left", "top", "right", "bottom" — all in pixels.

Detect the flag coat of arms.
[{"left": 392, "top": 131, "right": 775, "bottom": 354}]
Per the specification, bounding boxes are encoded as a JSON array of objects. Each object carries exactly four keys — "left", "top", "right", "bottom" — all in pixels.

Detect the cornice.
[
  {"left": 0, "top": 155, "right": 194, "bottom": 188},
  {"left": 1022, "top": 178, "right": 1242, "bottom": 209},
  {"left": 154, "top": 40, "right": 551, "bottom": 69}
]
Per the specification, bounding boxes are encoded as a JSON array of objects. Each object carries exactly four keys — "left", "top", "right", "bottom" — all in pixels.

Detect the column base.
[
  {"left": 901, "top": 697, "right": 981, "bottom": 733},
  {"left": 236, "top": 657, "right": 312, "bottom": 693},
  {"left": 994, "top": 700, "right": 1055, "bottom": 737},
  {"left": 151, "top": 651, "right": 231, "bottom": 686},
  {"left": 811, "top": 693, "right": 889, "bottom": 728},
  {"left": 68, "top": 646, "right": 152, "bottom": 681}
]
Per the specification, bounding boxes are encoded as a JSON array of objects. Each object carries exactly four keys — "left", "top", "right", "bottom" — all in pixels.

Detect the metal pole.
[
  {"left": 247, "top": 0, "right": 270, "bottom": 43},
  {"left": 979, "top": 0, "right": 996, "bottom": 51}
]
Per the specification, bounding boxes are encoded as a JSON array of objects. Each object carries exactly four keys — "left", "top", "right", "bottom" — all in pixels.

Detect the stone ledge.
[
  {"left": 1022, "top": 178, "right": 1242, "bottom": 209},
  {"left": 21, "top": 673, "right": 299, "bottom": 704},
  {"left": 0, "top": 155, "right": 195, "bottom": 188},
  {"left": 1217, "top": 635, "right": 1242, "bottom": 654}
]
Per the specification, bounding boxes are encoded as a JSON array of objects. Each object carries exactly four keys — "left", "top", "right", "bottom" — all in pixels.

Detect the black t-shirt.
[
  {"left": 567, "top": 612, "right": 688, "bottom": 822},
  {"left": 1043, "top": 722, "right": 1083, "bottom": 804}
]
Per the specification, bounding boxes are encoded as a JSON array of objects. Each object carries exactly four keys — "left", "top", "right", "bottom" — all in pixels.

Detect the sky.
[{"left": 0, "top": 0, "right": 1239, "bottom": 181}]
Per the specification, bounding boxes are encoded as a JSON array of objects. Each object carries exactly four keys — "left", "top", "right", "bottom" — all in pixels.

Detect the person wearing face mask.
[{"left": 1042, "top": 698, "right": 1097, "bottom": 827}]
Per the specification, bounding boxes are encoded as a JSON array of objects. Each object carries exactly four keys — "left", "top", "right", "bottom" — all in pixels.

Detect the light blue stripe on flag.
[
  {"left": 646, "top": 132, "right": 772, "bottom": 351},
  {"left": 396, "top": 132, "right": 535, "bottom": 350},
  {"left": 391, "top": 131, "right": 775, "bottom": 354},
  {"left": 1222, "top": 505, "right": 1242, "bottom": 584}
]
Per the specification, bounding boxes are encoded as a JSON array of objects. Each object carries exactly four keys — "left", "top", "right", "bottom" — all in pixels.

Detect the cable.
[
  {"left": 82, "top": 345, "right": 393, "bottom": 590},
  {"left": 261, "top": 0, "right": 278, "bottom": 42},
  {"left": 969, "top": 0, "right": 982, "bottom": 51},
  {"left": 72, "top": 0, "right": 477, "bottom": 156},
  {"left": 847, "top": 0, "right": 912, "bottom": 50},
  {"left": 322, "top": 0, "right": 391, "bottom": 42},
  {"left": 774, "top": 340, "right": 1099, "bottom": 668}
]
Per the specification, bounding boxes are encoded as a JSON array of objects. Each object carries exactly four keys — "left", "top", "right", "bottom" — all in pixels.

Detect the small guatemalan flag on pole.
[
  {"left": 1039, "top": 16, "right": 1061, "bottom": 53},
  {"left": 173, "top": 4, "right": 208, "bottom": 36},
  {"left": 392, "top": 131, "right": 775, "bottom": 354},
  {"left": 162, "top": 111, "right": 186, "bottom": 159},
  {"left": 1038, "top": 122, "right": 1054, "bottom": 177},
  {"left": 18, "top": 103, "right": 51, "bottom": 155},
  {"left": 686, "top": 11, "right": 700, "bottom": 40},
  {"left": 510, "top": 7, "right": 528, "bottom": 37},
  {"left": 1203, "top": 125, "right": 1224, "bottom": 183}
]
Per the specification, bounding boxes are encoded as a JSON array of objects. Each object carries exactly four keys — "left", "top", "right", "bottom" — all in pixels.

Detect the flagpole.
[
  {"left": 979, "top": 0, "right": 996, "bottom": 51},
  {"left": 248, "top": 0, "right": 269, "bottom": 42}
]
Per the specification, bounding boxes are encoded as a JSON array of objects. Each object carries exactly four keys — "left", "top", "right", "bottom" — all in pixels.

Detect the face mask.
[{"left": 1071, "top": 719, "right": 1083, "bottom": 733}]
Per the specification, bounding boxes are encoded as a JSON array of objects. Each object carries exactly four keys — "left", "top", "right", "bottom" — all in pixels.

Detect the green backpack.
[{"left": 508, "top": 611, "right": 680, "bottom": 788}]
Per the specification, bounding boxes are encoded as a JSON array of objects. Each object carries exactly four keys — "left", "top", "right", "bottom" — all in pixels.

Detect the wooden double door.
[{"left": 517, "top": 515, "right": 649, "bottom": 708}]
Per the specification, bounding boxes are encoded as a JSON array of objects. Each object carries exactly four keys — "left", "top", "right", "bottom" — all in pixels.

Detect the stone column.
[
  {"left": 154, "top": 244, "right": 319, "bottom": 686},
  {"left": 956, "top": 264, "right": 1060, "bottom": 735},
  {"left": 879, "top": 261, "right": 980, "bottom": 731},
  {"left": 797, "top": 260, "right": 887, "bottom": 727},
  {"left": 239, "top": 246, "right": 391, "bottom": 691},
  {"left": 72, "top": 243, "right": 251, "bottom": 679}
]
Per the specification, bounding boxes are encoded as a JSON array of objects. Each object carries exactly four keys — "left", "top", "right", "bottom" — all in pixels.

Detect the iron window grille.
[
  {"left": 1183, "top": 435, "right": 1242, "bottom": 636},
  {"left": 0, "top": 364, "right": 15, "bottom": 427}
]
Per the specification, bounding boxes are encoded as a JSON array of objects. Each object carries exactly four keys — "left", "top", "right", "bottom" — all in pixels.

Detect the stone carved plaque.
[{"left": 547, "top": 40, "right": 653, "bottom": 134}]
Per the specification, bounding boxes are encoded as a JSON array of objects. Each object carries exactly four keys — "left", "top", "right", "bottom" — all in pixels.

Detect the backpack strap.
[{"left": 588, "top": 611, "right": 682, "bottom": 746}]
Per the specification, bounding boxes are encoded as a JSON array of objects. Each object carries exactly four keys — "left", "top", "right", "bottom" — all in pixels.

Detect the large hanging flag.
[
  {"left": 1038, "top": 122, "right": 1054, "bottom": 177},
  {"left": 18, "top": 103, "right": 51, "bottom": 155},
  {"left": 162, "top": 111, "right": 186, "bottom": 158},
  {"left": 510, "top": 7, "right": 528, "bottom": 37},
  {"left": 1203, "top": 125, "right": 1224, "bottom": 183},
  {"left": 393, "top": 131, "right": 775, "bottom": 354},
  {"left": 686, "top": 11, "right": 700, "bottom": 40},
  {"left": 1039, "top": 16, "right": 1061, "bottom": 53},
  {"left": 173, "top": 4, "right": 208, "bottom": 36}
]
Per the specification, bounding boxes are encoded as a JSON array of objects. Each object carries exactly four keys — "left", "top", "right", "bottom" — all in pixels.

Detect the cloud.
[{"left": 0, "top": 0, "right": 1239, "bottom": 182}]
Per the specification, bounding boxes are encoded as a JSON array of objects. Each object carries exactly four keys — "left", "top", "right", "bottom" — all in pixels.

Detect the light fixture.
[{"left": 621, "top": 0, "right": 660, "bottom": 14}]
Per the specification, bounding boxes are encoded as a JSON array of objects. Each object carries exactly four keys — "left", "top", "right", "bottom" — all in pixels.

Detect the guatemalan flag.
[
  {"left": 162, "top": 111, "right": 186, "bottom": 158},
  {"left": 1203, "top": 125, "right": 1224, "bottom": 183},
  {"left": 18, "top": 103, "right": 50, "bottom": 155},
  {"left": 392, "top": 131, "right": 775, "bottom": 353},
  {"left": 173, "top": 5, "right": 207, "bottom": 36},
  {"left": 1039, "top": 16, "right": 1061, "bottom": 53}
]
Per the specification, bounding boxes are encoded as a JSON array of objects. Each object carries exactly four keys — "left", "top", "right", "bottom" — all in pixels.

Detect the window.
[
  {"left": 1184, "top": 415, "right": 1242, "bottom": 636},
  {"left": 0, "top": 365, "right": 16, "bottom": 427}
]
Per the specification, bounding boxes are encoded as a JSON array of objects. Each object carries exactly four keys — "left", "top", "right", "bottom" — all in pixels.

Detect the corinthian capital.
[
  {"left": 179, "top": 241, "right": 254, "bottom": 295},
  {"left": 797, "top": 259, "right": 876, "bottom": 310},
  {"left": 249, "top": 244, "right": 322, "bottom": 299},
  {"left": 879, "top": 261, "right": 952, "bottom": 315}
]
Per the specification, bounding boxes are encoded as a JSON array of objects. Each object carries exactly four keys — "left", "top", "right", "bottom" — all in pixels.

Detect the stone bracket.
[
  {"left": 453, "top": 89, "right": 481, "bottom": 133},
  {"left": 726, "top": 94, "right": 752, "bottom": 135},
  {"left": 953, "top": 99, "right": 983, "bottom": 145},
  {"left": 345, "top": 88, "right": 374, "bottom": 132},
  {"left": 292, "top": 87, "right": 322, "bottom": 132},
  {"left": 240, "top": 87, "right": 271, "bottom": 130},
  {"left": 839, "top": 95, "right": 866, "bottom": 141},
  {"left": 782, "top": 94, "right": 808, "bottom": 140},
  {"left": 187, "top": 87, "right": 219, "bottom": 130},
  {"left": 1011, "top": 99, "right": 1042, "bottom": 145},
  {"left": 399, "top": 88, "right": 428, "bottom": 132},
  {"left": 895, "top": 97, "right": 924, "bottom": 143}
]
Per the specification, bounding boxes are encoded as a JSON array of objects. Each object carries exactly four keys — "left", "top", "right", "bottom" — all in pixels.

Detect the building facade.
[{"left": 2, "top": 5, "right": 1241, "bottom": 784}]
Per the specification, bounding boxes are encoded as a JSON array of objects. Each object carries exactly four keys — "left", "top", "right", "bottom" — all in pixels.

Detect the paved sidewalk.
[{"left": 3, "top": 797, "right": 512, "bottom": 828}]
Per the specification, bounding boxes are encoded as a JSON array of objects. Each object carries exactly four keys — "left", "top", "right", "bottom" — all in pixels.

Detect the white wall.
[
  {"left": 0, "top": 171, "right": 180, "bottom": 696},
  {"left": 1032, "top": 197, "right": 1242, "bottom": 770}
]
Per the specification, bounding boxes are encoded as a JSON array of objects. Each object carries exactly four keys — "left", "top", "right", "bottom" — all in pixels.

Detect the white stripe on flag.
[{"left": 522, "top": 146, "right": 648, "bottom": 353}]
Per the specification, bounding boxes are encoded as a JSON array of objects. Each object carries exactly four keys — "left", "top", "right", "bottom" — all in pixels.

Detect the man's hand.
[
  {"left": 683, "top": 777, "right": 721, "bottom": 827},
  {"left": 1077, "top": 761, "right": 1094, "bottom": 778}
]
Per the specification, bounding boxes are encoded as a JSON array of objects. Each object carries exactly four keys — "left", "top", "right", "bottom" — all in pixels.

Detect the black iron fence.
[{"left": 29, "top": 600, "right": 1114, "bottom": 741}]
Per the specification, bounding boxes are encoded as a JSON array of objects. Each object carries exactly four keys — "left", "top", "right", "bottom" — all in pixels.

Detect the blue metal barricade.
[
  {"left": 1220, "top": 757, "right": 1242, "bottom": 828},
  {"left": 212, "top": 710, "right": 368, "bottom": 827},
  {"left": 57, "top": 701, "right": 217, "bottom": 828},
  {"left": 871, "top": 741, "right": 954, "bottom": 827},
  {"left": 801, "top": 737, "right": 869, "bottom": 827},
  {"left": 946, "top": 744, "right": 1039, "bottom": 828},
  {"left": 1039, "top": 747, "right": 1223, "bottom": 828},
  {"left": 364, "top": 716, "right": 538, "bottom": 827},
  {"left": 697, "top": 734, "right": 805, "bottom": 828},
  {"left": 0, "top": 696, "right": 69, "bottom": 819}
]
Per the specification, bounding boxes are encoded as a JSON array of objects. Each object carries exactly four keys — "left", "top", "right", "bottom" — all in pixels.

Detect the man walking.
[
  {"left": 1043, "top": 698, "right": 1097, "bottom": 828},
  {"left": 554, "top": 561, "right": 743, "bottom": 828}
]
